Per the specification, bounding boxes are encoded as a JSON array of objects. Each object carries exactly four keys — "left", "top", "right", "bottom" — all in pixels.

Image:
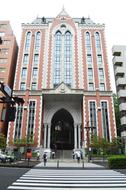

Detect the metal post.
[
  {"left": 57, "top": 160, "right": 59, "bottom": 168},
  {"left": 82, "top": 159, "right": 84, "bottom": 168}
]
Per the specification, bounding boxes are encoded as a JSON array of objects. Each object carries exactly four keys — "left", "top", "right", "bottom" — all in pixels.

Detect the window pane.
[
  {"left": 20, "top": 82, "right": 26, "bottom": 90},
  {"left": 64, "top": 31, "right": 72, "bottom": 86},
  {"left": 53, "top": 32, "right": 62, "bottom": 86},
  {"left": 23, "top": 54, "right": 29, "bottom": 64},
  {"left": 101, "top": 101, "right": 110, "bottom": 141},
  {"left": 25, "top": 32, "right": 31, "bottom": 51}
]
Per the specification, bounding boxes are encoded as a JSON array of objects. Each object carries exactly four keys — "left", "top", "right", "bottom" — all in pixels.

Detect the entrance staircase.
[{"left": 55, "top": 150, "right": 73, "bottom": 159}]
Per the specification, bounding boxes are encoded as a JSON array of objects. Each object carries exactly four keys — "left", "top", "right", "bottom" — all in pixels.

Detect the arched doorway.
[{"left": 50, "top": 109, "right": 74, "bottom": 150}]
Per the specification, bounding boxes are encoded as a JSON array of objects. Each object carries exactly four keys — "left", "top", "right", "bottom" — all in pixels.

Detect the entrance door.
[{"left": 50, "top": 109, "right": 74, "bottom": 150}]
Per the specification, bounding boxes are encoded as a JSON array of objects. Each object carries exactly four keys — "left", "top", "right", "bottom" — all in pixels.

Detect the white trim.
[{"left": 38, "top": 96, "right": 43, "bottom": 147}]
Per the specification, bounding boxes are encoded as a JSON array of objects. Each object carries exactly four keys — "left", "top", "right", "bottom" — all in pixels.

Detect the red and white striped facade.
[{"left": 7, "top": 9, "right": 116, "bottom": 152}]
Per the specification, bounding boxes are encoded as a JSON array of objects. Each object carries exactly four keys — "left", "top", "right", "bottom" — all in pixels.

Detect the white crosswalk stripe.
[{"left": 8, "top": 169, "right": 126, "bottom": 190}]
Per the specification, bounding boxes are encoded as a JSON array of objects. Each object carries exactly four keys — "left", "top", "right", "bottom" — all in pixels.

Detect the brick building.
[
  {"left": 7, "top": 9, "right": 116, "bottom": 156},
  {"left": 0, "top": 21, "right": 18, "bottom": 135}
]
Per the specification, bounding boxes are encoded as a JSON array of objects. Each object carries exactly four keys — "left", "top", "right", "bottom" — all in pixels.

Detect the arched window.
[
  {"left": 53, "top": 30, "right": 72, "bottom": 87},
  {"left": 54, "top": 31, "right": 62, "bottom": 86},
  {"left": 95, "top": 32, "right": 101, "bottom": 52},
  {"left": 64, "top": 31, "right": 72, "bottom": 85},
  {"left": 35, "top": 32, "right": 41, "bottom": 51},
  {"left": 25, "top": 32, "right": 31, "bottom": 51},
  {"left": 85, "top": 32, "right": 91, "bottom": 53}
]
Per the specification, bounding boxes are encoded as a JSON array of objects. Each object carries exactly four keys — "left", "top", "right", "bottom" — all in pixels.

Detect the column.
[
  {"left": 44, "top": 124, "right": 47, "bottom": 148},
  {"left": 78, "top": 124, "right": 81, "bottom": 149},
  {"left": 47, "top": 124, "right": 51, "bottom": 148},
  {"left": 74, "top": 124, "right": 77, "bottom": 149}
]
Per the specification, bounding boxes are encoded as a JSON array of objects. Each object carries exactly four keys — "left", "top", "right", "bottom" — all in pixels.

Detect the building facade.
[
  {"left": 0, "top": 21, "right": 18, "bottom": 135},
  {"left": 112, "top": 46, "right": 126, "bottom": 150},
  {"left": 7, "top": 9, "right": 116, "bottom": 155}
]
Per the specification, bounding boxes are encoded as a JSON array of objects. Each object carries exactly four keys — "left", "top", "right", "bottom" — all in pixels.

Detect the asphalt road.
[{"left": 0, "top": 167, "right": 29, "bottom": 190}]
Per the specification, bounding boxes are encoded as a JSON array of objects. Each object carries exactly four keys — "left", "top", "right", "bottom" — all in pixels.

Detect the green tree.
[
  {"left": 0, "top": 134, "right": 6, "bottom": 149},
  {"left": 90, "top": 135, "right": 109, "bottom": 155},
  {"left": 113, "top": 93, "right": 121, "bottom": 136}
]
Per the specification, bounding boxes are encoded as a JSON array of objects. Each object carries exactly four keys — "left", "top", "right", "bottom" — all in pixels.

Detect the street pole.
[{"left": 85, "top": 122, "right": 96, "bottom": 162}]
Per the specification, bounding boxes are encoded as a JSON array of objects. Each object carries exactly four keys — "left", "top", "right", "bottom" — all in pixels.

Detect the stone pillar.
[
  {"left": 44, "top": 124, "right": 47, "bottom": 148},
  {"left": 74, "top": 124, "right": 77, "bottom": 149},
  {"left": 47, "top": 124, "right": 51, "bottom": 148}
]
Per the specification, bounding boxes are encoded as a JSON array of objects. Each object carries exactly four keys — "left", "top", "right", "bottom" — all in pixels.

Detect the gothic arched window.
[
  {"left": 25, "top": 32, "right": 31, "bottom": 51},
  {"left": 64, "top": 31, "right": 72, "bottom": 85},
  {"left": 35, "top": 31, "right": 41, "bottom": 51},
  {"left": 53, "top": 30, "right": 72, "bottom": 87},
  {"left": 54, "top": 31, "right": 62, "bottom": 86},
  {"left": 95, "top": 32, "right": 101, "bottom": 52},
  {"left": 85, "top": 32, "right": 91, "bottom": 53}
]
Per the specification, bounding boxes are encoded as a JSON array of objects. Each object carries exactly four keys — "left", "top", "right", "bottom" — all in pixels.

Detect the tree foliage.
[
  {"left": 113, "top": 93, "right": 121, "bottom": 136},
  {"left": 0, "top": 134, "right": 6, "bottom": 149},
  {"left": 14, "top": 135, "right": 34, "bottom": 147},
  {"left": 90, "top": 135, "right": 122, "bottom": 155}
]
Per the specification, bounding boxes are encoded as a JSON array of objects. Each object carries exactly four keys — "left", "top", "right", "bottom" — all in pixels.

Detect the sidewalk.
[
  {"left": 35, "top": 159, "right": 105, "bottom": 169},
  {"left": 0, "top": 158, "right": 107, "bottom": 169}
]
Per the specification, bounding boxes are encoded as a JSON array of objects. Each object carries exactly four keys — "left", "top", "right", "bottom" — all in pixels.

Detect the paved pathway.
[{"left": 35, "top": 160, "right": 104, "bottom": 168}]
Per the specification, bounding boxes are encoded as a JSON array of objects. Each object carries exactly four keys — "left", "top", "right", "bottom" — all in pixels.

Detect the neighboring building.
[
  {"left": 0, "top": 21, "right": 18, "bottom": 136},
  {"left": 112, "top": 45, "right": 126, "bottom": 151},
  {"left": 7, "top": 9, "right": 116, "bottom": 157}
]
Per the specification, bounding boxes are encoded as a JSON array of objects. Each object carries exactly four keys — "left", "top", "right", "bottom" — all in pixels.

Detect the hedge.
[{"left": 108, "top": 155, "right": 126, "bottom": 169}]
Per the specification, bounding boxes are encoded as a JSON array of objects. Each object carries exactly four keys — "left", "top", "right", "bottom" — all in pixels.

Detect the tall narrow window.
[
  {"left": 25, "top": 32, "right": 31, "bottom": 51},
  {"left": 100, "top": 83, "right": 105, "bottom": 91},
  {"left": 88, "top": 68, "right": 93, "bottom": 80},
  {"left": 85, "top": 32, "right": 91, "bottom": 53},
  {"left": 101, "top": 101, "right": 110, "bottom": 141},
  {"left": 27, "top": 101, "right": 35, "bottom": 142},
  {"left": 33, "top": 54, "right": 39, "bottom": 65},
  {"left": 87, "top": 54, "right": 92, "bottom": 65},
  {"left": 99, "top": 68, "right": 104, "bottom": 80},
  {"left": 54, "top": 31, "right": 62, "bottom": 86},
  {"left": 14, "top": 105, "right": 23, "bottom": 140},
  {"left": 21, "top": 68, "right": 27, "bottom": 78},
  {"left": 97, "top": 55, "right": 102, "bottom": 65},
  {"left": 95, "top": 32, "right": 101, "bottom": 52},
  {"left": 35, "top": 32, "right": 41, "bottom": 51},
  {"left": 23, "top": 54, "right": 29, "bottom": 65},
  {"left": 20, "top": 82, "right": 26, "bottom": 90},
  {"left": 64, "top": 31, "right": 72, "bottom": 86},
  {"left": 89, "top": 101, "right": 97, "bottom": 134},
  {"left": 89, "top": 83, "right": 94, "bottom": 91},
  {"left": 32, "top": 68, "right": 38, "bottom": 77},
  {"left": 31, "top": 82, "right": 37, "bottom": 90}
]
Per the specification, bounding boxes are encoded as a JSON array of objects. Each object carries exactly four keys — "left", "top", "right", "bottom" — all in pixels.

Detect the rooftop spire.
[{"left": 57, "top": 6, "right": 69, "bottom": 18}]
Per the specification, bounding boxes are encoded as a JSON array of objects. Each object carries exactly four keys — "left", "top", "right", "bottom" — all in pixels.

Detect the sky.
[{"left": 1, "top": 0, "right": 126, "bottom": 92}]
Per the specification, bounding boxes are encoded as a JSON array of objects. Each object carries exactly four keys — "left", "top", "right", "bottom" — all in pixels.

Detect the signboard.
[
  {"left": 0, "top": 82, "right": 12, "bottom": 97},
  {"left": 4, "top": 85, "right": 12, "bottom": 97}
]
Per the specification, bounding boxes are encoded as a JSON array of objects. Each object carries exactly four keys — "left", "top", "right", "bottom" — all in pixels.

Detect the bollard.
[
  {"left": 57, "top": 160, "right": 59, "bottom": 168},
  {"left": 28, "top": 158, "right": 30, "bottom": 167},
  {"left": 82, "top": 160, "right": 84, "bottom": 168}
]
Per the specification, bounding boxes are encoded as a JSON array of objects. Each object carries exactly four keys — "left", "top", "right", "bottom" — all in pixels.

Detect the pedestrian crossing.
[{"left": 8, "top": 168, "right": 126, "bottom": 190}]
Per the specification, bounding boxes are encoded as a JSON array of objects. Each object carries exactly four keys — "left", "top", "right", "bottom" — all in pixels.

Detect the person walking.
[
  {"left": 43, "top": 153, "right": 47, "bottom": 166},
  {"left": 76, "top": 152, "right": 81, "bottom": 163}
]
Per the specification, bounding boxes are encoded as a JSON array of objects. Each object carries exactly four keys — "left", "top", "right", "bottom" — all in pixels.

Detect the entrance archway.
[{"left": 50, "top": 109, "right": 74, "bottom": 150}]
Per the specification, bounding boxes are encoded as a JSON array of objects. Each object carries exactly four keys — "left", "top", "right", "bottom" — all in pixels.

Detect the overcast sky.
[{"left": 1, "top": 0, "right": 126, "bottom": 92}]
